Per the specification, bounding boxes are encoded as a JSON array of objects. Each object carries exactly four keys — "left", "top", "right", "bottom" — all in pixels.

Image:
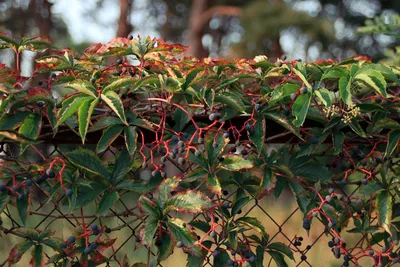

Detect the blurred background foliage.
[{"left": 0, "top": 0, "right": 399, "bottom": 65}]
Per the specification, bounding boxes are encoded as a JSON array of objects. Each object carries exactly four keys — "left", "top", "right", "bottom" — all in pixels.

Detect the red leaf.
[
  {"left": 96, "top": 238, "right": 116, "bottom": 252},
  {"left": 90, "top": 250, "right": 105, "bottom": 263}
]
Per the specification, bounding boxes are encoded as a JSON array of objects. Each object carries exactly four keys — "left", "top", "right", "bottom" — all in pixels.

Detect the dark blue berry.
[
  {"left": 60, "top": 242, "right": 67, "bottom": 249},
  {"left": 89, "top": 242, "right": 97, "bottom": 249},
  {"left": 26, "top": 179, "right": 32, "bottom": 186},
  {"left": 84, "top": 247, "right": 92, "bottom": 254},
  {"left": 65, "top": 189, "right": 73, "bottom": 197},
  {"left": 68, "top": 236, "right": 76, "bottom": 243}
]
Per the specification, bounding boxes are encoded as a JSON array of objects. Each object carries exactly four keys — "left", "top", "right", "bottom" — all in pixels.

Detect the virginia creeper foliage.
[{"left": 0, "top": 33, "right": 399, "bottom": 266}]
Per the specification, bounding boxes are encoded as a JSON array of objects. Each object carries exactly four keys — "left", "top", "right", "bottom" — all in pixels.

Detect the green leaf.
[
  {"left": 167, "top": 218, "right": 202, "bottom": 257},
  {"left": 293, "top": 63, "right": 311, "bottom": 89},
  {"left": 18, "top": 113, "right": 41, "bottom": 153},
  {"left": 184, "top": 168, "right": 208, "bottom": 182},
  {"left": 348, "top": 119, "right": 370, "bottom": 138},
  {"left": 235, "top": 217, "right": 267, "bottom": 238},
  {"left": 188, "top": 152, "right": 209, "bottom": 170},
  {"left": 265, "top": 112, "right": 303, "bottom": 140},
  {"left": 101, "top": 91, "right": 127, "bottom": 124},
  {"left": 376, "top": 191, "right": 392, "bottom": 234},
  {"left": 214, "top": 92, "right": 246, "bottom": 113},
  {"left": 0, "top": 192, "right": 10, "bottom": 214},
  {"left": 333, "top": 132, "right": 345, "bottom": 153},
  {"left": 205, "top": 134, "right": 229, "bottom": 168},
  {"left": 115, "top": 178, "right": 161, "bottom": 193},
  {"left": 220, "top": 154, "right": 254, "bottom": 171},
  {"left": 0, "top": 111, "right": 29, "bottom": 130},
  {"left": 385, "top": 129, "right": 400, "bottom": 158},
  {"left": 96, "top": 191, "right": 119, "bottom": 216},
  {"left": 206, "top": 173, "right": 222, "bottom": 195},
  {"left": 292, "top": 92, "right": 312, "bottom": 127},
  {"left": 16, "top": 194, "right": 28, "bottom": 226},
  {"left": 41, "top": 238, "right": 63, "bottom": 250},
  {"left": 32, "top": 245, "right": 45, "bottom": 267},
  {"left": 139, "top": 195, "right": 161, "bottom": 218},
  {"left": 323, "top": 116, "right": 341, "bottom": 134},
  {"left": 260, "top": 168, "right": 275, "bottom": 194},
  {"left": 248, "top": 116, "right": 265, "bottom": 154},
  {"left": 268, "top": 251, "right": 288, "bottom": 267},
  {"left": 111, "top": 149, "right": 135, "bottom": 183},
  {"left": 164, "top": 190, "right": 212, "bottom": 214},
  {"left": 231, "top": 196, "right": 250, "bottom": 216},
  {"left": 78, "top": 97, "right": 98, "bottom": 144},
  {"left": 290, "top": 159, "right": 332, "bottom": 182},
  {"left": 124, "top": 126, "right": 137, "bottom": 156},
  {"left": 359, "top": 182, "right": 384, "bottom": 195},
  {"left": 158, "top": 231, "right": 174, "bottom": 262},
  {"left": 153, "top": 177, "right": 180, "bottom": 209},
  {"left": 315, "top": 88, "right": 332, "bottom": 107},
  {"left": 269, "top": 83, "right": 299, "bottom": 105},
  {"left": 322, "top": 67, "right": 347, "bottom": 79},
  {"left": 339, "top": 76, "right": 352, "bottom": 106},
  {"left": 355, "top": 71, "right": 387, "bottom": 97},
  {"left": 74, "top": 183, "right": 106, "bottom": 209},
  {"left": 182, "top": 68, "right": 203, "bottom": 90},
  {"left": 268, "top": 242, "right": 294, "bottom": 260},
  {"left": 212, "top": 249, "right": 231, "bottom": 267},
  {"left": 140, "top": 217, "right": 159, "bottom": 246},
  {"left": 66, "top": 149, "right": 109, "bottom": 179},
  {"left": 96, "top": 124, "right": 124, "bottom": 153},
  {"left": 56, "top": 95, "right": 91, "bottom": 127},
  {"left": 89, "top": 116, "right": 123, "bottom": 132},
  {"left": 66, "top": 80, "right": 97, "bottom": 97},
  {"left": 103, "top": 77, "right": 135, "bottom": 93},
  {"left": 173, "top": 108, "right": 190, "bottom": 132}
]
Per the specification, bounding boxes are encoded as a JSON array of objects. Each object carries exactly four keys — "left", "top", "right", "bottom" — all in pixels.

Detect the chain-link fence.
[{"left": 1, "top": 138, "right": 398, "bottom": 267}]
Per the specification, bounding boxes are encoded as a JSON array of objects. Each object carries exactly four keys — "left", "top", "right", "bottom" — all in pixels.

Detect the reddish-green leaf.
[
  {"left": 139, "top": 195, "right": 161, "bottom": 218},
  {"left": 158, "top": 232, "right": 174, "bottom": 262},
  {"left": 206, "top": 173, "right": 222, "bottom": 195},
  {"left": 31, "top": 245, "right": 45, "bottom": 267},
  {"left": 140, "top": 217, "right": 159, "bottom": 246},
  {"left": 7, "top": 240, "right": 34, "bottom": 264},
  {"left": 164, "top": 190, "right": 212, "bottom": 214},
  {"left": 167, "top": 218, "right": 202, "bottom": 257},
  {"left": 220, "top": 154, "right": 254, "bottom": 171},
  {"left": 153, "top": 176, "right": 180, "bottom": 209}
]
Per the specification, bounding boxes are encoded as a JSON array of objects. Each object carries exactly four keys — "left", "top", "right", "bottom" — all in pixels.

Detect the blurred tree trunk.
[
  {"left": 117, "top": 0, "right": 133, "bottom": 37},
  {"left": 185, "top": 1, "right": 242, "bottom": 58},
  {"left": 185, "top": 0, "right": 210, "bottom": 58},
  {"left": 31, "top": 0, "right": 52, "bottom": 38}
]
